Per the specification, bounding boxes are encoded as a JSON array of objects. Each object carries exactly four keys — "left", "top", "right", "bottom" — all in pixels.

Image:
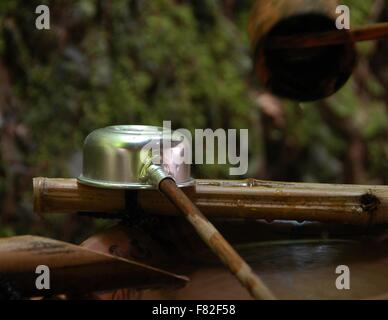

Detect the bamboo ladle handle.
[
  {"left": 158, "top": 178, "right": 276, "bottom": 300},
  {"left": 267, "top": 22, "right": 388, "bottom": 49}
]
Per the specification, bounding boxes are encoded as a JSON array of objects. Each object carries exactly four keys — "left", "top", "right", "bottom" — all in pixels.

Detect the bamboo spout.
[{"left": 33, "top": 178, "right": 388, "bottom": 226}]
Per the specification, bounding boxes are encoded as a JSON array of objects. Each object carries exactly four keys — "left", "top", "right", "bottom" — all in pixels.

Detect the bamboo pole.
[
  {"left": 0, "top": 235, "right": 187, "bottom": 297},
  {"left": 33, "top": 177, "right": 388, "bottom": 226},
  {"left": 267, "top": 22, "right": 388, "bottom": 49},
  {"left": 158, "top": 178, "right": 275, "bottom": 300}
]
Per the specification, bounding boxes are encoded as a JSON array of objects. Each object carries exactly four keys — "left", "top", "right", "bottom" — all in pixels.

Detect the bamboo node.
[{"left": 360, "top": 192, "right": 380, "bottom": 214}]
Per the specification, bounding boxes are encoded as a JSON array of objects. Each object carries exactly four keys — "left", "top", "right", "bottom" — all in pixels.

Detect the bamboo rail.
[
  {"left": 33, "top": 178, "right": 388, "bottom": 226},
  {"left": 267, "top": 22, "right": 388, "bottom": 49},
  {"left": 0, "top": 235, "right": 187, "bottom": 297}
]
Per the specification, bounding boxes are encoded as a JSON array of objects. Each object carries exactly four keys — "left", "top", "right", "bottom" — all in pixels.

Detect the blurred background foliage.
[{"left": 0, "top": 0, "right": 387, "bottom": 240}]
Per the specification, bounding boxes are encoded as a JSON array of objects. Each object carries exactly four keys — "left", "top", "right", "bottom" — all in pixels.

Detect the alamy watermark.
[
  {"left": 35, "top": 265, "right": 50, "bottom": 290},
  {"left": 335, "top": 265, "right": 350, "bottom": 290},
  {"left": 142, "top": 121, "right": 249, "bottom": 176},
  {"left": 336, "top": 5, "right": 351, "bottom": 30},
  {"left": 35, "top": 5, "right": 50, "bottom": 30},
  {"left": 34, "top": 4, "right": 351, "bottom": 31}
]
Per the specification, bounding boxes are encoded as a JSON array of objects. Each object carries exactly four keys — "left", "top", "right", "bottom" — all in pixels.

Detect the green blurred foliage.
[{"left": 14, "top": 0, "right": 258, "bottom": 179}]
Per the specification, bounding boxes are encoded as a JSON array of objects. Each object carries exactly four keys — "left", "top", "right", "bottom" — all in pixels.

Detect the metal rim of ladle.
[{"left": 77, "top": 175, "right": 195, "bottom": 190}]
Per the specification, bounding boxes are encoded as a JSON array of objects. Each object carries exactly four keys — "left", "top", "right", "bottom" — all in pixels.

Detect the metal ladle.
[{"left": 77, "top": 125, "right": 275, "bottom": 300}]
